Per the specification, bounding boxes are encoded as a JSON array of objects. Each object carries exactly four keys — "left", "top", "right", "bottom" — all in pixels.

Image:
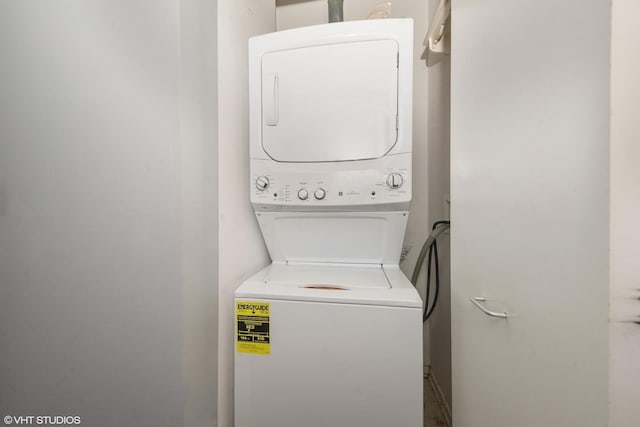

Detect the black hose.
[{"left": 410, "top": 221, "right": 450, "bottom": 322}]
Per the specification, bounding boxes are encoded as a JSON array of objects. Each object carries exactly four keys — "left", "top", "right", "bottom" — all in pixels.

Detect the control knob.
[
  {"left": 386, "top": 172, "right": 404, "bottom": 189},
  {"left": 297, "top": 189, "right": 309, "bottom": 200},
  {"left": 255, "top": 176, "right": 270, "bottom": 191},
  {"left": 314, "top": 188, "right": 326, "bottom": 200}
]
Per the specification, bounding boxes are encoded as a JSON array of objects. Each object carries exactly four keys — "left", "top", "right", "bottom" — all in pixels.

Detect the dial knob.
[
  {"left": 314, "top": 188, "right": 326, "bottom": 200},
  {"left": 297, "top": 189, "right": 309, "bottom": 200},
  {"left": 255, "top": 176, "right": 270, "bottom": 191},
  {"left": 386, "top": 172, "right": 404, "bottom": 189}
]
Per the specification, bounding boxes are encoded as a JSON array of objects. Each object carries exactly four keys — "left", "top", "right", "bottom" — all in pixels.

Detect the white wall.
[
  {"left": 0, "top": 2, "right": 221, "bottom": 426},
  {"left": 277, "top": 0, "right": 396, "bottom": 28},
  {"left": 0, "top": 1, "right": 183, "bottom": 425},
  {"left": 609, "top": 1, "right": 640, "bottom": 425},
  {"left": 217, "top": 2, "right": 275, "bottom": 427},
  {"left": 180, "top": 0, "right": 219, "bottom": 426}
]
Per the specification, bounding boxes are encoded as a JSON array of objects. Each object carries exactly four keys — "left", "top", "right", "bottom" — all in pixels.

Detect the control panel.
[{"left": 250, "top": 154, "right": 411, "bottom": 210}]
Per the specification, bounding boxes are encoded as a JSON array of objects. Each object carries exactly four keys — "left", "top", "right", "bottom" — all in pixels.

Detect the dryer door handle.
[{"left": 264, "top": 73, "right": 279, "bottom": 126}]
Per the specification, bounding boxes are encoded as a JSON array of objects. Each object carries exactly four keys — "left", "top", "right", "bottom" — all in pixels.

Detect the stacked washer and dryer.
[{"left": 234, "top": 19, "right": 423, "bottom": 427}]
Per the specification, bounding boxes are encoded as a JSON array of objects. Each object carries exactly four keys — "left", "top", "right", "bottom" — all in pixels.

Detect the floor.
[{"left": 424, "top": 376, "right": 449, "bottom": 427}]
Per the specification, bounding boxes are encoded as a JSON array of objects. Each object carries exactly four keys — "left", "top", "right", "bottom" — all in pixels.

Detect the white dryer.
[{"left": 235, "top": 19, "right": 422, "bottom": 427}]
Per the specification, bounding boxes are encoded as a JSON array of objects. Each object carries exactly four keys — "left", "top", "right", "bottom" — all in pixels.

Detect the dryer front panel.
[{"left": 260, "top": 39, "right": 399, "bottom": 163}]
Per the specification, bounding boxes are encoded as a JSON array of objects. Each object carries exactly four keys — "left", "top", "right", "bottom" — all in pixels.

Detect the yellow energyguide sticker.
[{"left": 236, "top": 301, "right": 270, "bottom": 355}]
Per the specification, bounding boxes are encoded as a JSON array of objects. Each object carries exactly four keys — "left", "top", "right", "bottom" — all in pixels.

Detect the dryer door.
[{"left": 261, "top": 39, "right": 399, "bottom": 162}]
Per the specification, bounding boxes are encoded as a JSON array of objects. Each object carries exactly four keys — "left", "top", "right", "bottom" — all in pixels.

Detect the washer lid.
[
  {"left": 265, "top": 262, "right": 390, "bottom": 290},
  {"left": 255, "top": 211, "right": 408, "bottom": 265}
]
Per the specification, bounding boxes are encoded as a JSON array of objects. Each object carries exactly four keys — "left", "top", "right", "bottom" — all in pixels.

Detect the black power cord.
[{"left": 410, "top": 220, "right": 450, "bottom": 322}]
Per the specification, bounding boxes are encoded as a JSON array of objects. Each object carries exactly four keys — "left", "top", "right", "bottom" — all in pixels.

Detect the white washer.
[
  {"left": 235, "top": 264, "right": 422, "bottom": 427},
  {"left": 235, "top": 19, "right": 422, "bottom": 427}
]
